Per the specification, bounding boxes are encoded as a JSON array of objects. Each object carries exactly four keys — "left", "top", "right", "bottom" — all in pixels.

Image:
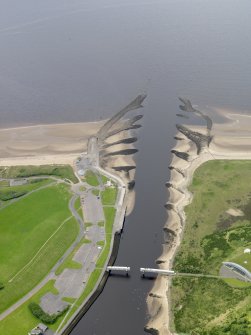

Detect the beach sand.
[
  {"left": 0, "top": 121, "right": 104, "bottom": 166},
  {"left": 146, "top": 109, "right": 251, "bottom": 335}
]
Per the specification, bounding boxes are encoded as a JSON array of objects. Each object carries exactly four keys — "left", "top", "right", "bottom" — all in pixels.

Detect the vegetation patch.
[
  {"left": 92, "top": 189, "right": 100, "bottom": 196},
  {"left": 103, "top": 207, "right": 116, "bottom": 234},
  {"left": 101, "top": 187, "right": 118, "bottom": 206},
  {"left": 28, "top": 302, "right": 69, "bottom": 324},
  {"left": 0, "top": 179, "right": 52, "bottom": 202},
  {"left": 171, "top": 160, "right": 251, "bottom": 334},
  {"left": 0, "top": 165, "right": 78, "bottom": 183},
  {"left": 84, "top": 222, "right": 93, "bottom": 229},
  {"left": 74, "top": 197, "right": 81, "bottom": 211},
  {"left": 62, "top": 297, "right": 76, "bottom": 304},
  {"left": 84, "top": 170, "right": 99, "bottom": 186},
  {"left": 55, "top": 237, "right": 92, "bottom": 276},
  {"left": 0, "top": 280, "right": 65, "bottom": 335}
]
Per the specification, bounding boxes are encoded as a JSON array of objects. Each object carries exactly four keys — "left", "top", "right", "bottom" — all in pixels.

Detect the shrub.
[{"left": 28, "top": 302, "right": 69, "bottom": 324}]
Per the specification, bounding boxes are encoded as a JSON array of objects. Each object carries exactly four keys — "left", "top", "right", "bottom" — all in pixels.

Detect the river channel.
[{"left": 1, "top": 1, "right": 251, "bottom": 334}]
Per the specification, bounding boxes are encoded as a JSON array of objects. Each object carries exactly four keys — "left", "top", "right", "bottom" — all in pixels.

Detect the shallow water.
[{"left": 1, "top": 0, "right": 251, "bottom": 334}]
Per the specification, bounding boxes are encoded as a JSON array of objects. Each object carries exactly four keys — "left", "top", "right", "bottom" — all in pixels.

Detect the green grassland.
[
  {"left": 74, "top": 196, "right": 81, "bottom": 211},
  {"left": 0, "top": 184, "right": 79, "bottom": 313},
  {"left": 84, "top": 170, "right": 99, "bottom": 186},
  {"left": 101, "top": 186, "right": 118, "bottom": 206},
  {"left": 0, "top": 165, "right": 78, "bottom": 183},
  {"left": 171, "top": 160, "right": 251, "bottom": 334}
]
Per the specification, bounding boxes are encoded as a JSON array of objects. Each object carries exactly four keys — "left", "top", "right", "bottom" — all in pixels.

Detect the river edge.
[
  {"left": 145, "top": 110, "right": 251, "bottom": 335},
  {"left": 58, "top": 163, "right": 129, "bottom": 334},
  {"left": 0, "top": 121, "right": 137, "bottom": 334}
]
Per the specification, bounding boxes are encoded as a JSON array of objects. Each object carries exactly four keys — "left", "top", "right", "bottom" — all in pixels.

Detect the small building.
[
  {"left": 28, "top": 323, "right": 48, "bottom": 335},
  {"left": 105, "top": 180, "right": 112, "bottom": 187},
  {"left": 244, "top": 248, "right": 251, "bottom": 254},
  {"left": 77, "top": 169, "right": 85, "bottom": 176}
]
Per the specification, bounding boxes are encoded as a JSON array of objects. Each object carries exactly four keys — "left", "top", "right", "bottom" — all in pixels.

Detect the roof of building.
[
  {"left": 38, "top": 323, "right": 48, "bottom": 331},
  {"left": 29, "top": 329, "right": 42, "bottom": 335},
  {"left": 29, "top": 323, "right": 48, "bottom": 335},
  {"left": 223, "top": 261, "right": 251, "bottom": 280}
]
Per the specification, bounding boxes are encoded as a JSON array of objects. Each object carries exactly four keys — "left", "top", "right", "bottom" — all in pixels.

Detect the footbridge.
[{"left": 106, "top": 266, "right": 131, "bottom": 275}]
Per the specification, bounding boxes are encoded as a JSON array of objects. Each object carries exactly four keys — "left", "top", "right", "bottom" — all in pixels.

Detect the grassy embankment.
[
  {"left": 0, "top": 184, "right": 79, "bottom": 314},
  {"left": 0, "top": 165, "right": 78, "bottom": 183},
  {"left": 0, "top": 179, "right": 53, "bottom": 203},
  {"left": 171, "top": 160, "right": 251, "bottom": 335}
]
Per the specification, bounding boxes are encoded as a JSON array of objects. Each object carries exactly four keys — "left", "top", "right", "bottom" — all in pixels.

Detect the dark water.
[{"left": 1, "top": 0, "right": 251, "bottom": 334}]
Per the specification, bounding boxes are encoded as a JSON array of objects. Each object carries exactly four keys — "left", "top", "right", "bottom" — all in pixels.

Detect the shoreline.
[
  {"left": 0, "top": 121, "right": 104, "bottom": 161},
  {"left": 145, "top": 110, "right": 251, "bottom": 335},
  {"left": 0, "top": 120, "right": 103, "bottom": 131}
]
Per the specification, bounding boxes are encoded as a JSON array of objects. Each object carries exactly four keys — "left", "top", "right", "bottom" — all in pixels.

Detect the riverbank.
[{"left": 145, "top": 110, "right": 251, "bottom": 335}]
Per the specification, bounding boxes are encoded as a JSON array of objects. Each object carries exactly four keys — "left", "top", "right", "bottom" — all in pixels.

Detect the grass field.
[
  {"left": 0, "top": 165, "right": 78, "bottom": 183},
  {"left": 84, "top": 170, "right": 99, "bottom": 186},
  {"left": 171, "top": 160, "right": 251, "bottom": 334},
  {"left": 0, "top": 184, "right": 79, "bottom": 313},
  {"left": 101, "top": 186, "right": 118, "bottom": 206}
]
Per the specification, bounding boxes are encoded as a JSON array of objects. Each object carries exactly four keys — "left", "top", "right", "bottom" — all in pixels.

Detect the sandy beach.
[
  {"left": 0, "top": 121, "right": 104, "bottom": 166},
  {"left": 145, "top": 109, "right": 251, "bottom": 335}
]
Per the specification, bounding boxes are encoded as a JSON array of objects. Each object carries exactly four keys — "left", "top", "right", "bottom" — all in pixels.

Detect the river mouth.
[{"left": 2, "top": 0, "right": 251, "bottom": 334}]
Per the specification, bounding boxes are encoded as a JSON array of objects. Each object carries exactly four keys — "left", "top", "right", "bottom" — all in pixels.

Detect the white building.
[{"left": 28, "top": 323, "right": 47, "bottom": 335}]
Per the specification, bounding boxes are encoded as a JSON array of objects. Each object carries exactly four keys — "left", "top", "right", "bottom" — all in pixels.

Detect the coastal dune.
[{"left": 145, "top": 109, "right": 251, "bottom": 335}]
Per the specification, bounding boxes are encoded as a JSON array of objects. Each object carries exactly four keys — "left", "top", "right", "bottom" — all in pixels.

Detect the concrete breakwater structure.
[{"left": 145, "top": 98, "right": 251, "bottom": 335}]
